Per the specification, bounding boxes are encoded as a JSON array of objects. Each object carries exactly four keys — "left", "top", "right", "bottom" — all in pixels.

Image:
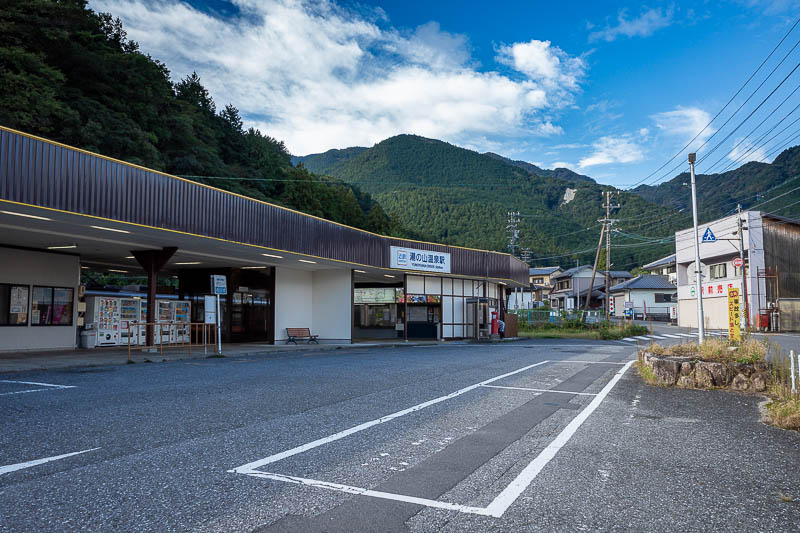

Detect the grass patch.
[
  {"left": 647, "top": 337, "right": 767, "bottom": 364},
  {"left": 518, "top": 321, "right": 648, "bottom": 341},
  {"left": 766, "top": 398, "right": 800, "bottom": 430}
]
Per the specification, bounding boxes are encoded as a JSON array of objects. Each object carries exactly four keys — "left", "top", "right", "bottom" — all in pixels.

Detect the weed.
[{"left": 766, "top": 399, "right": 800, "bottom": 431}]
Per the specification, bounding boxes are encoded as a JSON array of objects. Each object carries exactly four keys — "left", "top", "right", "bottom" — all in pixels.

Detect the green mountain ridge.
[
  {"left": 295, "top": 134, "right": 684, "bottom": 268},
  {"left": 632, "top": 146, "right": 800, "bottom": 220}
]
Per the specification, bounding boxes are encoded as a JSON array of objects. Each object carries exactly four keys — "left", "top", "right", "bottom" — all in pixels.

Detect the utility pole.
[
  {"left": 689, "top": 153, "right": 705, "bottom": 343},
  {"left": 737, "top": 204, "right": 749, "bottom": 331},
  {"left": 583, "top": 220, "right": 606, "bottom": 319},
  {"left": 602, "top": 191, "right": 619, "bottom": 321},
  {"left": 506, "top": 211, "right": 521, "bottom": 257}
]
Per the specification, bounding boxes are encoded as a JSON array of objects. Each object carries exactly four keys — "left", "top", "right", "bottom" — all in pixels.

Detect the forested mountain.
[
  {"left": 296, "top": 134, "right": 686, "bottom": 269},
  {"left": 632, "top": 146, "right": 800, "bottom": 220},
  {"left": 483, "top": 153, "right": 595, "bottom": 183},
  {"left": 0, "top": 0, "right": 406, "bottom": 236},
  {"left": 292, "top": 146, "right": 368, "bottom": 173}
]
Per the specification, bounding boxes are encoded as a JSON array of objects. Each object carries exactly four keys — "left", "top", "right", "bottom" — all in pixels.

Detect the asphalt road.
[{"left": 1, "top": 339, "right": 798, "bottom": 532}]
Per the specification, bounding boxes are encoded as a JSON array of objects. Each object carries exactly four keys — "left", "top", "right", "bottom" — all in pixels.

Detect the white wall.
[
  {"left": 274, "top": 267, "right": 352, "bottom": 344},
  {"left": 274, "top": 267, "right": 313, "bottom": 343},
  {"left": 0, "top": 247, "right": 79, "bottom": 351},
  {"left": 311, "top": 270, "right": 352, "bottom": 344}
]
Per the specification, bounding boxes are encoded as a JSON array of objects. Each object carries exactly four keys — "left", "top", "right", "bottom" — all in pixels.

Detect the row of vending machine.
[{"left": 84, "top": 296, "right": 191, "bottom": 347}]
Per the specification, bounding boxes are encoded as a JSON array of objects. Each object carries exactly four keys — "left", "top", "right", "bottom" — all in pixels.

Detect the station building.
[{"left": 0, "top": 126, "right": 528, "bottom": 351}]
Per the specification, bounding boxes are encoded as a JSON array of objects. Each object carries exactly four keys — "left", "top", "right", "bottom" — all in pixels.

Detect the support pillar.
[{"left": 132, "top": 247, "right": 177, "bottom": 346}]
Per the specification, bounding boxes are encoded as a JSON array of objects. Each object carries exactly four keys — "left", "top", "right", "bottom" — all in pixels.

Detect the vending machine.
[
  {"left": 119, "top": 298, "right": 141, "bottom": 346},
  {"left": 138, "top": 299, "right": 150, "bottom": 345},
  {"left": 157, "top": 300, "right": 173, "bottom": 344},
  {"left": 171, "top": 301, "right": 191, "bottom": 343},
  {"left": 85, "top": 297, "right": 120, "bottom": 346}
]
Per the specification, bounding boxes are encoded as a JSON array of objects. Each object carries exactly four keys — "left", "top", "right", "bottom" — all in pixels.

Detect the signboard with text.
[
  {"left": 727, "top": 287, "right": 741, "bottom": 342},
  {"left": 211, "top": 275, "right": 227, "bottom": 295},
  {"left": 390, "top": 246, "right": 451, "bottom": 274}
]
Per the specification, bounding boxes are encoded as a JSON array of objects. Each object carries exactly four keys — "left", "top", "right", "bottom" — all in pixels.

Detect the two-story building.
[
  {"left": 507, "top": 266, "right": 562, "bottom": 309},
  {"left": 642, "top": 254, "right": 677, "bottom": 284},
  {"left": 548, "top": 266, "right": 632, "bottom": 310},
  {"left": 675, "top": 211, "right": 800, "bottom": 330}
]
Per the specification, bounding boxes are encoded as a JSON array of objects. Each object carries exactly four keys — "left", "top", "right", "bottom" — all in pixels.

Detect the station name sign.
[{"left": 390, "top": 246, "right": 451, "bottom": 274}]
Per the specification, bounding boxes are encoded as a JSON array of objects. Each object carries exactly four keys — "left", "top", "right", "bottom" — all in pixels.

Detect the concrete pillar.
[{"left": 132, "top": 247, "right": 177, "bottom": 345}]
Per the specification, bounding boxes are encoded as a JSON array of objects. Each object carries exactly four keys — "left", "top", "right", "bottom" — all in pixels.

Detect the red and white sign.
[{"left": 733, "top": 257, "right": 743, "bottom": 268}]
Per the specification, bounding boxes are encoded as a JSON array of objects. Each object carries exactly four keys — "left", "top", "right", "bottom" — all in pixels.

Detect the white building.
[
  {"left": 610, "top": 275, "right": 677, "bottom": 321},
  {"left": 675, "top": 210, "right": 800, "bottom": 330}
]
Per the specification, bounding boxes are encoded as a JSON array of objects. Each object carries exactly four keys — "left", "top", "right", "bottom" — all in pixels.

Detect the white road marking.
[
  {"left": 677, "top": 333, "right": 696, "bottom": 338},
  {"left": 633, "top": 336, "right": 651, "bottom": 341},
  {"left": 481, "top": 384, "right": 597, "bottom": 396},
  {"left": 230, "top": 360, "right": 551, "bottom": 473},
  {"left": 0, "top": 380, "right": 76, "bottom": 397},
  {"left": 232, "top": 359, "right": 633, "bottom": 518},
  {"left": 650, "top": 335, "right": 666, "bottom": 339},
  {"left": 0, "top": 448, "right": 100, "bottom": 476},
  {"left": 660, "top": 334, "right": 681, "bottom": 339},
  {"left": 621, "top": 337, "right": 636, "bottom": 342},
  {"left": 483, "top": 360, "right": 635, "bottom": 517},
  {"left": 549, "top": 361, "right": 628, "bottom": 365}
]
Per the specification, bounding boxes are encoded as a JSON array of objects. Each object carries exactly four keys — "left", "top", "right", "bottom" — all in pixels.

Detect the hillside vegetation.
[
  {"left": 0, "top": 0, "right": 407, "bottom": 236},
  {"left": 297, "top": 135, "right": 685, "bottom": 267}
]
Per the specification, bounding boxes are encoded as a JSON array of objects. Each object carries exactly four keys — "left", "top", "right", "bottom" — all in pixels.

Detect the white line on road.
[
  {"left": 677, "top": 333, "right": 696, "bottom": 338},
  {"left": 0, "top": 448, "right": 100, "bottom": 476},
  {"left": 548, "top": 361, "right": 628, "bottom": 365},
  {"left": 0, "top": 380, "right": 76, "bottom": 397},
  {"left": 481, "top": 384, "right": 598, "bottom": 396},
  {"left": 621, "top": 338, "right": 636, "bottom": 342},
  {"left": 660, "top": 334, "right": 681, "bottom": 339},
  {"left": 650, "top": 335, "right": 666, "bottom": 339},
  {"left": 483, "top": 360, "right": 635, "bottom": 517},
  {"left": 633, "top": 336, "right": 651, "bottom": 341},
  {"left": 230, "top": 360, "right": 552, "bottom": 473}
]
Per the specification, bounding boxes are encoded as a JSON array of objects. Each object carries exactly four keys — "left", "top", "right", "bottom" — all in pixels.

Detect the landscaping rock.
[
  {"left": 755, "top": 361, "right": 769, "bottom": 372},
  {"left": 707, "top": 362, "right": 730, "bottom": 386},
  {"left": 731, "top": 373, "right": 751, "bottom": 392},
  {"left": 676, "top": 375, "right": 695, "bottom": 388},
  {"left": 694, "top": 365, "right": 714, "bottom": 388},
  {"left": 651, "top": 358, "right": 680, "bottom": 385},
  {"left": 752, "top": 372, "right": 768, "bottom": 392},
  {"left": 680, "top": 362, "right": 693, "bottom": 376},
  {"left": 733, "top": 363, "right": 753, "bottom": 377}
]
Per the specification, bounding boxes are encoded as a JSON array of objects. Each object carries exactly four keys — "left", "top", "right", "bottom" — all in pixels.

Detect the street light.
[{"left": 688, "top": 153, "right": 705, "bottom": 343}]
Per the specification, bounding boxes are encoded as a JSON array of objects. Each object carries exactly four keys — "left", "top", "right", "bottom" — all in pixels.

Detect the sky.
[{"left": 90, "top": 0, "right": 800, "bottom": 188}]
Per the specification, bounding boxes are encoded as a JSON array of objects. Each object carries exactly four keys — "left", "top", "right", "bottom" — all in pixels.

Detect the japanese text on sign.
[
  {"left": 390, "top": 246, "right": 451, "bottom": 273},
  {"left": 727, "top": 287, "right": 741, "bottom": 342}
]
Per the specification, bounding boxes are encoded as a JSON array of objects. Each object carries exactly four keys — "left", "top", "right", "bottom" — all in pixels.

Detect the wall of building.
[
  {"left": 0, "top": 247, "right": 79, "bottom": 351},
  {"left": 273, "top": 267, "right": 313, "bottom": 343},
  {"left": 311, "top": 270, "right": 352, "bottom": 343}
]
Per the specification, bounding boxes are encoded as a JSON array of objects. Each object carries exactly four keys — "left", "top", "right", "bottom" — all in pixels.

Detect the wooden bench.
[{"left": 286, "top": 327, "right": 319, "bottom": 345}]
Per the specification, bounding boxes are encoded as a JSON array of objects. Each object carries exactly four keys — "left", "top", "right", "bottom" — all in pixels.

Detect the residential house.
[
  {"left": 642, "top": 254, "right": 677, "bottom": 284},
  {"left": 508, "top": 266, "right": 562, "bottom": 309},
  {"left": 549, "top": 266, "right": 632, "bottom": 310},
  {"left": 610, "top": 275, "right": 677, "bottom": 321}
]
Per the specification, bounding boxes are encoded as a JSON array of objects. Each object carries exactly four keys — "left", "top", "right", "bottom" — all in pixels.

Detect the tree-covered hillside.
[
  {"left": 632, "top": 145, "right": 800, "bottom": 220},
  {"left": 0, "top": 0, "right": 407, "bottom": 235},
  {"left": 298, "top": 134, "right": 686, "bottom": 268},
  {"left": 483, "top": 153, "right": 595, "bottom": 183}
]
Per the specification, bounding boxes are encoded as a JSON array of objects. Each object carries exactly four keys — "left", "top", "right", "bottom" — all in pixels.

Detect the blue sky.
[{"left": 92, "top": 0, "right": 800, "bottom": 188}]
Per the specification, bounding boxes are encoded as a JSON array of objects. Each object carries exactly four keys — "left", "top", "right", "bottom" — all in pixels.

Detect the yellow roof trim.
[{"left": 0, "top": 125, "right": 520, "bottom": 258}]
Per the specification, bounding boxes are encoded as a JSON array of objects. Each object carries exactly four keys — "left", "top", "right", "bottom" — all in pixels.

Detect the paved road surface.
[{"left": 1, "top": 340, "right": 798, "bottom": 532}]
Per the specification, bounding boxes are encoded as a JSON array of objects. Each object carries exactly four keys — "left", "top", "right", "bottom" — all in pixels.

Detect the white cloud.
[
  {"left": 578, "top": 135, "right": 645, "bottom": 168},
  {"left": 638, "top": 127, "right": 650, "bottom": 137},
  {"left": 496, "top": 40, "right": 585, "bottom": 106},
  {"left": 651, "top": 106, "right": 714, "bottom": 150},
  {"left": 551, "top": 161, "right": 574, "bottom": 169},
  {"left": 727, "top": 138, "right": 768, "bottom": 164},
  {"left": 91, "top": 0, "right": 585, "bottom": 155},
  {"left": 589, "top": 7, "right": 674, "bottom": 42}
]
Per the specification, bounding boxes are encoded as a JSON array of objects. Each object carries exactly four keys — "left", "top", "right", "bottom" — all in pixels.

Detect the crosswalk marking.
[
  {"left": 650, "top": 335, "right": 666, "bottom": 339},
  {"left": 621, "top": 337, "right": 636, "bottom": 342},
  {"left": 661, "top": 334, "right": 681, "bottom": 338},
  {"left": 633, "top": 336, "right": 651, "bottom": 341}
]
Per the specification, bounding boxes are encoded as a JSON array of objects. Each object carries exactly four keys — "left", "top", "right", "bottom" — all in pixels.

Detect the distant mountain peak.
[{"left": 483, "top": 152, "right": 595, "bottom": 184}]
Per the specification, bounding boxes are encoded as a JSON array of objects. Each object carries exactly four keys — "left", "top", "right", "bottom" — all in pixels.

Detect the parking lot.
[{"left": 1, "top": 340, "right": 798, "bottom": 532}]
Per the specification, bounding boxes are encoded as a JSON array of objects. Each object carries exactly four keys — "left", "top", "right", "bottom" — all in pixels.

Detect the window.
[
  {"left": 533, "top": 277, "right": 544, "bottom": 284},
  {"left": 0, "top": 284, "right": 29, "bottom": 326},
  {"left": 709, "top": 263, "right": 727, "bottom": 280},
  {"left": 734, "top": 265, "right": 747, "bottom": 277},
  {"left": 654, "top": 293, "right": 674, "bottom": 303},
  {"left": 557, "top": 280, "right": 571, "bottom": 291},
  {"left": 31, "top": 286, "right": 74, "bottom": 326}
]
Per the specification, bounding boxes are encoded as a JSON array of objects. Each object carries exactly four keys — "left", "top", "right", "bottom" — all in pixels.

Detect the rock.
[
  {"left": 731, "top": 373, "right": 751, "bottom": 392},
  {"left": 680, "top": 362, "right": 693, "bottom": 376},
  {"left": 677, "top": 375, "right": 695, "bottom": 388},
  {"left": 694, "top": 364, "right": 714, "bottom": 388},
  {"left": 706, "top": 362, "right": 730, "bottom": 387},
  {"left": 752, "top": 372, "right": 768, "bottom": 392},
  {"left": 755, "top": 361, "right": 769, "bottom": 372},
  {"left": 733, "top": 363, "right": 753, "bottom": 377},
  {"left": 651, "top": 357, "right": 680, "bottom": 385}
]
